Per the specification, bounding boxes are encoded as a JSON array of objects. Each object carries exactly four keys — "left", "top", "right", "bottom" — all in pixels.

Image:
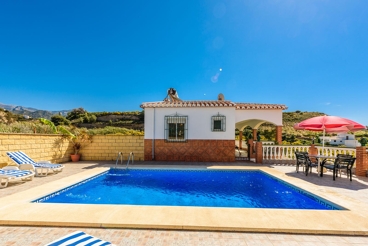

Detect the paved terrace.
[{"left": 0, "top": 161, "right": 368, "bottom": 245}]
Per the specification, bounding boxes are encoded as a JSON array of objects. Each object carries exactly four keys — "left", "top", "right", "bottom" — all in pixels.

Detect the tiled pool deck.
[{"left": 1, "top": 161, "right": 368, "bottom": 245}]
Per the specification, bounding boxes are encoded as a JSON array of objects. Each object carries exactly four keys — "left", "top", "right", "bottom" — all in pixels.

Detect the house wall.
[
  {"left": 144, "top": 107, "right": 235, "bottom": 140},
  {"left": 0, "top": 133, "right": 144, "bottom": 166},
  {"left": 144, "top": 107, "right": 235, "bottom": 162},
  {"left": 329, "top": 134, "right": 361, "bottom": 147},
  {"left": 338, "top": 140, "right": 360, "bottom": 148},
  {"left": 235, "top": 109, "right": 283, "bottom": 126}
]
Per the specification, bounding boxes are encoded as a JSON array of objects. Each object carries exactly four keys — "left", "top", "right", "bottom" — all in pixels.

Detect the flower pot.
[{"left": 71, "top": 154, "right": 81, "bottom": 162}]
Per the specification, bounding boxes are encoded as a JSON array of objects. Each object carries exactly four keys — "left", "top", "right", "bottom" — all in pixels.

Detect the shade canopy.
[{"left": 293, "top": 115, "right": 366, "bottom": 133}]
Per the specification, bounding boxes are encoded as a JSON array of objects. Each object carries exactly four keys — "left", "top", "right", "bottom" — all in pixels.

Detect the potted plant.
[
  {"left": 69, "top": 128, "right": 93, "bottom": 162},
  {"left": 38, "top": 118, "right": 92, "bottom": 162}
]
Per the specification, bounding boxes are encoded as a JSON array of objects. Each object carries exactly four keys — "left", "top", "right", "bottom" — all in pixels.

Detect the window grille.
[
  {"left": 212, "top": 113, "right": 226, "bottom": 132},
  {"left": 164, "top": 115, "right": 188, "bottom": 142}
]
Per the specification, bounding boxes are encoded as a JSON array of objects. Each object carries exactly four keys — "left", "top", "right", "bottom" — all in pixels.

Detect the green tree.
[
  {"left": 51, "top": 115, "right": 71, "bottom": 126},
  {"left": 242, "top": 126, "right": 253, "bottom": 140},
  {"left": 66, "top": 108, "right": 88, "bottom": 121}
]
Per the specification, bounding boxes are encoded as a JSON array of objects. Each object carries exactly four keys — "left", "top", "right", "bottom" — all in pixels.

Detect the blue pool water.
[{"left": 34, "top": 169, "right": 342, "bottom": 210}]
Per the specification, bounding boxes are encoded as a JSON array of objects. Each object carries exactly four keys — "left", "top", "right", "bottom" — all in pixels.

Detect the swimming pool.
[{"left": 34, "top": 169, "right": 343, "bottom": 210}]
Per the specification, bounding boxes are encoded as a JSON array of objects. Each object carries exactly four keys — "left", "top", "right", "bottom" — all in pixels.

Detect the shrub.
[
  {"left": 51, "top": 115, "right": 71, "bottom": 126},
  {"left": 88, "top": 126, "right": 144, "bottom": 136},
  {"left": 0, "top": 121, "right": 55, "bottom": 134},
  {"left": 0, "top": 120, "right": 144, "bottom": 136},
  {"left": 66, "top": 108, "right": 88, "bottom": 121}
]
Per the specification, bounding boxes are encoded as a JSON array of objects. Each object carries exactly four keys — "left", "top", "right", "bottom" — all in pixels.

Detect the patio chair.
[
  {"left": 0, "top": 166, "right": 34, "bottom": 188},
  {"left": 6, "top": 151, "right": 64, "bottom": 177},
  {"left": 321, "top": 156, "right": 355, "bottom": 181},
  {"left": 302, "top": 153, "right": 319, "bottom": 176},
  {"left": 45, "top": 231, "right": 114, "bottom": 246},
  {"left": 336, "top": 157, "right": 355, "bottom": 181},
  {"left": 294, "top": 151, "right": 308, "bottom": 173},
  {"left": 335, "top": 154, "right": 354, "bottom": 178}
]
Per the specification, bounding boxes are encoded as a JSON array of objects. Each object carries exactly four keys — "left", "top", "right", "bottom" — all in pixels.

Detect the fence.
[{"left": 262, "top": 145, "right": 356, "bottom": 164}]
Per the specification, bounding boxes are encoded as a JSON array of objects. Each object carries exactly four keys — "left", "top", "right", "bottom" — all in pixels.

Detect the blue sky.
[{"left": 0, "top": 1, "right": 367, "bottom": 125}]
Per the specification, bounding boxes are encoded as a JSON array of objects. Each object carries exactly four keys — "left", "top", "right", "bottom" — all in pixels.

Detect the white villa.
[
  {"left": 140, "top": 89, "right": 287, "bottom": 162},
  {"left": 320, "top": 133, "right": 361, "bottom": 148}
]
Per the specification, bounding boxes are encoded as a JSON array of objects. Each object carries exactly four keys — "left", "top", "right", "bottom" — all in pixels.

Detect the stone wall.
[
  {"left": 81, "top": 135, "right": 144, "bottom": 161},
  {"left": 0, "top": 134, "right": 144, "bottom": 165},
  {"left": 0, "top": 133, "right": 72, "bottom": 165}
]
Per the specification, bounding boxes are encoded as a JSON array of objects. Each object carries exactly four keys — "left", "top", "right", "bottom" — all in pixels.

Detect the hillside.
[
  {"left": 0, "top": 108, "right": 28, "bottom": 123},
  {"left": 282, "top": 111, "right": 326, "bottom": 136},
  {"left": 0, "top": 103, "right": 70, "bottom": 119},
  {"left": 74, "top": 111, "right": 144, "bottom": 131}
]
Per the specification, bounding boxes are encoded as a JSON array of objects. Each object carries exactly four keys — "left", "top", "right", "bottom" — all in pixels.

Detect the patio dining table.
[{"left": 308, "top": 155, "right": 337, "bottom": 177}]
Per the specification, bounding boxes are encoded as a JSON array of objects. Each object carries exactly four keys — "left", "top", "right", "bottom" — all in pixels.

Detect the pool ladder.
[
  {"left": 114, "top": 152, "right": 134, "bottom": 169},
  {"left": 126, "top": 152, "right": 134, "bottom": 169},
  {"left": 115, "top": 152, "right": 123, "bottom": 169}
]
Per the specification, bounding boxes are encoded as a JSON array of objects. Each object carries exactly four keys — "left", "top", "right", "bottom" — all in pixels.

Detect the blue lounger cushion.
[
  {"left": 46, "top": 231, "right": 113, "bottom": 246},
  {"left": 6, "top": 151, "right": 64, "bottom": 177},
  {"left": 0, "top": 169, "right": 33, "bottom": 178},
  {"left": 7, "top": 151, "right": 64, "bottom": 169},
  {"left": 0, "top": 169, "right": 34, "bottom": 188}
]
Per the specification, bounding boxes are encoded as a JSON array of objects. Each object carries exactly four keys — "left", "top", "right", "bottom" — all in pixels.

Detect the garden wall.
[
  {"left": 81, "top": 135, "right": 144, "bottom": 161},
  {"left": 0, "top": 134, "right": 144, "bottom": 166},
  {"left": 0, "top": 133, "right": 72, "bottom": 166}
]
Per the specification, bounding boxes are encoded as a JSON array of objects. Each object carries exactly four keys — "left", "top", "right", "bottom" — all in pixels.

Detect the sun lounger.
[
  {"left": 6, "top": 151, "right": 64, "bottom": 177},
  {"left": 0, "top": 167, "right": 34, "bottom": 188},
  {"left": 45, "top": 231, "right": 114, "bottom": 246}
]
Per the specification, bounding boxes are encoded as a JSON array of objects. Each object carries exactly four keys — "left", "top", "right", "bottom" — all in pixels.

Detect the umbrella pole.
[{"left": 319, "top": 128, "right": 326, "bottom": 175}]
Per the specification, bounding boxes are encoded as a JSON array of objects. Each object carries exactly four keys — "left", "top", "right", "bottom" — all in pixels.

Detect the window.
[
  {"left": 165, "top": 115, "right": 188, "bottom": 142},
  {"left": 212, "top": 113, "right": 226, "bottom": 132}
]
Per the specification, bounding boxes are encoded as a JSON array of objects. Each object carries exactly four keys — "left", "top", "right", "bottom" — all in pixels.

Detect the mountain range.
[{"left": 0, "top": 103, "right": 71, "bottom": 119}]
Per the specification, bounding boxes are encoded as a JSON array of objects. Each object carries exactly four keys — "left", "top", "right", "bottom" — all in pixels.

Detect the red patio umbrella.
[{"left": 293, "top": 115, "right": 366, "bottom": 147}]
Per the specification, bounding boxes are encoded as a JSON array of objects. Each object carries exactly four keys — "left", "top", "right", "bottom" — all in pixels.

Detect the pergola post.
[
  {"left": 247, "top": 139, "right": 256, "bottom": 160},
  {"left": 356, "top": 147, "right": 368, "bottom": 177},
  {"left": 275, "top": 125, "right": 282, "bottom": 145},
  {"left": 253, "top": 129, "right": 258, "bottom": 141},
  {"left": 255, "top": 141, "right": 263, "bottom": 164},
  {"left": 239, "top": 131, "right": 243, "bottom": 149}
]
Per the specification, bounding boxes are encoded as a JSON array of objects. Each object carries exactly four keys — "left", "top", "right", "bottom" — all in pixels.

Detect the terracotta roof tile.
[
  {"left": 140, "top": 101, "right": 235, "bottom": 108},
  {"left": 235, "top": 103, "right": 288, "bottom": 110},
  {"left": 140, "top": 101, "right": 288, "bottom": 110}
]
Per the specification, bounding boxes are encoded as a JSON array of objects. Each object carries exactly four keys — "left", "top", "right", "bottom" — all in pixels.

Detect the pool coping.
[{"left": 0, "top": 165, "right": 368, "bottom": 235}]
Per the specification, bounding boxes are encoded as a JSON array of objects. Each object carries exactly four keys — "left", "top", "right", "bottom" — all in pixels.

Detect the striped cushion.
[
  {"left": 7, "top": 151, "right": 35, "bottom": 165},
  {"left": 46, "top": 231, "right": 112, "bottom": 246},
  {"left": 7, "top": 151, "right": 63, "bottom": 169},
  {"left": 0, "top": 169, "right": 33, "bottom": 178}
]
